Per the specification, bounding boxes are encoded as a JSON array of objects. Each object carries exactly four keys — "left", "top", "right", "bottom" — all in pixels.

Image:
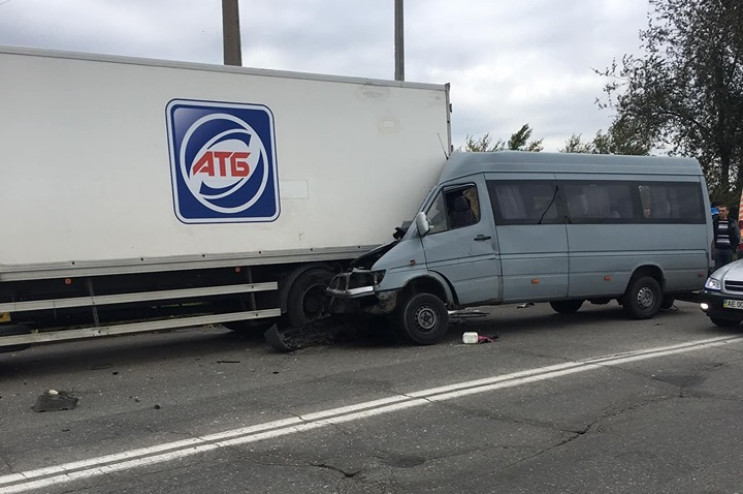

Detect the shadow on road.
[{"left": 1, "top": 301, "right": 738, "bottom": 377}]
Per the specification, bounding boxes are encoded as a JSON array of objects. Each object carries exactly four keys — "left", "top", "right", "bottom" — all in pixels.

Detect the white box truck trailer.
[{"left": 0, "top": 46, "right": 451, "bottom": 351}]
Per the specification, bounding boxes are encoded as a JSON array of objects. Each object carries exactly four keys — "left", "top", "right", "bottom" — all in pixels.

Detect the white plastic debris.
[{"left": 462, "top": 332, "right": 479, "bottom": 344}]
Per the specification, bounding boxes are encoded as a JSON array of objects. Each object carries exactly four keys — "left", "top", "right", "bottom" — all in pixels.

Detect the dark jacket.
[{"left": 713, "top": 216, "right": 741, "bottom": 252}]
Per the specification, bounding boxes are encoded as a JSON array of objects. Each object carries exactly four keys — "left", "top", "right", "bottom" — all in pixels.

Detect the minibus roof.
[{"left": 439, "top": 151, "right": 703, "bottom": 183}]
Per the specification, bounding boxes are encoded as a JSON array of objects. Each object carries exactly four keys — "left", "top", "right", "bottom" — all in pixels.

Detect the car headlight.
[
  {"left": 372, "top": 270, "right": 386, "bottom": 285},
  {"left": 705, "top": 277, "right": 722, "bottom": 291}
]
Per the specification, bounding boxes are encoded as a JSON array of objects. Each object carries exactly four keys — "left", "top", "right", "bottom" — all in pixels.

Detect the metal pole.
[
  {"left": 222, "top": 0, "right": 242, "bottom": 66},
  {"left": 394, "top": 0, "right": 404, "bottom": 81}
]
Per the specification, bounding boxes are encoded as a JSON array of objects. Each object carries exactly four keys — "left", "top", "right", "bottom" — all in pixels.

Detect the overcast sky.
[{"left": 0, "top": 0, "right": 649, "bottom": 151}]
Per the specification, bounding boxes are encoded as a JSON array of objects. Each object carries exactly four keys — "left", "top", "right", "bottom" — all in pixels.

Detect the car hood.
[
  {"left": 712, "top": 259, "right": 743, "bottom": 282},
  {"left": 349, "top": 240, "right": 398, "bottom": 270}
]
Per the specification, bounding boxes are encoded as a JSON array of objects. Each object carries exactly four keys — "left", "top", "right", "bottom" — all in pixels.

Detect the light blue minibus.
[{"left": 328, "top": 151, "right": 713, "bottom": 344}]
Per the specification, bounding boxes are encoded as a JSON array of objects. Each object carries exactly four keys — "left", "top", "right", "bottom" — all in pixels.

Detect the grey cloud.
[{"left": 0, "top": 0, "right": 648, "bottom": 151}]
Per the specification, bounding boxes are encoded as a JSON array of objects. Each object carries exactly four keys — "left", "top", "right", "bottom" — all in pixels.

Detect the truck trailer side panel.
[
  {"left": 1, "top": 47, "right": 450, "bottom": 271},
  {"left": 0, "top": 46, "right": 451, "bottom": 347}
]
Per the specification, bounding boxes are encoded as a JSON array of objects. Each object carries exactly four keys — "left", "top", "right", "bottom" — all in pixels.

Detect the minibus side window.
[
  {"left": 638, "top": 183, "right": 705, "bottom": 223},
  {"left": 425, "top": 192, "right": 449, "bottom": 234},
  {"left": 487, "top": 181, "right": 561, "bottom": 224},
  {"left": 424, "top": 185, "right": 480, "bottom": 234},
  {"left": 562, "top": 183, "right": 636, "bottom": 223},
  {"left": 559, "top": 181, "right": 703, "bottom": 224}
]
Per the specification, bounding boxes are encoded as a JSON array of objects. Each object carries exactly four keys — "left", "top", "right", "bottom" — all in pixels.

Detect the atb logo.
[{"left": 166, "top": 100, "right": 279, "bottom": 223}]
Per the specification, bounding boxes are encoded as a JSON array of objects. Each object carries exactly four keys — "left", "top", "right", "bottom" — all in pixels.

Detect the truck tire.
[
  {"left": 0, "top": 324, "right": 31, "bottom": 353},
  {"left": 549, "top": 300, "right": 584, "bottom": 314},
  {"left": 287, "top": 267, "right": 335, "bottom": 327},
  {"left": 623, "top": 276, "right": 661, "bottom": 319},
  {"left": 398, "top": 293, "right": 449, "bottom": 345}
]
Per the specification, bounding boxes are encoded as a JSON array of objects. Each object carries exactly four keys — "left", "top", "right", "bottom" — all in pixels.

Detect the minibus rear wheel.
[
  {"left": 399, "top": 293, "right": 449, "bottom": 345},
  {"left": 623, "top": 276, "right": 661, "bottom": 319},
  {"left": 549, "top": 300, "right": 584, "bottom": 314}
]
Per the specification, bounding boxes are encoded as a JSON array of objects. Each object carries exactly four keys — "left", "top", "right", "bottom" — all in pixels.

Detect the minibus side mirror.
[{"left": 415, "top": 212, "right": 430, "bottom": 237}]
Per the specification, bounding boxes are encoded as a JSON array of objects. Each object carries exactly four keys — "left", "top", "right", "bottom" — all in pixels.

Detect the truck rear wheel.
[
  {"left": 549, "top": 300, "right": 584, "bottom": 314},
  {"left": 287, "top": 267, "right": 335, "bottom": 327},
  {"left": 399, "top": 293, "right": 449, "bottom": 345},
  {"left": 623, "top": 276, "right": 661, "bottom": 319}
]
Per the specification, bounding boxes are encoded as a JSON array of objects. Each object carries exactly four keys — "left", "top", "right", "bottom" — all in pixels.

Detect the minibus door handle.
[{"left": 474, "top": 234, "right": 492, "bottom": 241}]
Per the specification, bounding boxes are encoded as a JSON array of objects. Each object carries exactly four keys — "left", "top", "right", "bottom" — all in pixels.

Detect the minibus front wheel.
[
  {"left": 623, "top": 276, "right": 662, "bottom": 319},
  {"left": 398, "top": 293, "right": 449, "bottom": 345}
]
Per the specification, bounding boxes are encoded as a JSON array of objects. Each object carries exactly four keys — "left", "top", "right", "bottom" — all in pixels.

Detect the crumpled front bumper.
[
  {"left": 326, "top": 269, "right": 375, "bottom": 299},
  {"left": 325, "top": 270, "right": 397, "bottom": 315}
]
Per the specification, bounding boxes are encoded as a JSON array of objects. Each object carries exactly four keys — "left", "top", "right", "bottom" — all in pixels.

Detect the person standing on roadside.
[{"left": 713, "top": 205, "right": 740, "bottom": 271}]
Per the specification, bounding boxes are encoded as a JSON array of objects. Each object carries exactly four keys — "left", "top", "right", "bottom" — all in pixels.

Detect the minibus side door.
[
  {"left": 486, "top": 177, "right": 569, "bottom": 302},
  {"left": 419, "top": 182, "right": 501, "bottom": 305}
]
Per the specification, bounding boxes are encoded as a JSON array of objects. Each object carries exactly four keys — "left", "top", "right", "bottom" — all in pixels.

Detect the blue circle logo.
[{"left": 167, "top": 100, "right": 279, "bottom": 223}]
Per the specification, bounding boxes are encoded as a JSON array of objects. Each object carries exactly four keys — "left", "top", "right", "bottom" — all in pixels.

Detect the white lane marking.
[{"left": 1, "top": 335, "right": 741, "bottom": 493}]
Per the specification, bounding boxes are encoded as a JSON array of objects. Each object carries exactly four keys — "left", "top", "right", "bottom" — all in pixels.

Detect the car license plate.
[{"left": 723, "top": 299, "right": 743, "bottom": 310}]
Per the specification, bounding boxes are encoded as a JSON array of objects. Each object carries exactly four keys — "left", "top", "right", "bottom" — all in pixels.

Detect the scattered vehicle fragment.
[{"left": 32, "top": 390, "right": 79, "bottom": 412}]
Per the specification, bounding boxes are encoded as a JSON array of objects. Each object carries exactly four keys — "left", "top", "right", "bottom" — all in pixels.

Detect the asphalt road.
[{"left": 1, "top": 300, "right": 742, "bottom": 494}]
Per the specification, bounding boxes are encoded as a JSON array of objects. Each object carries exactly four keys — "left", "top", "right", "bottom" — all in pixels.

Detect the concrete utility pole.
[
  {"left": 394, "top": 0, "right": 404, "bottom": 81},
  {"left": 222, "top": 0, "right": 242, "bottom": 66}
]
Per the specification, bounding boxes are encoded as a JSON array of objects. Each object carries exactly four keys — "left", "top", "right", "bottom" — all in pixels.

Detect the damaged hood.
[{"left": 349, "top": 240, "right": 398, "bottom": 270}]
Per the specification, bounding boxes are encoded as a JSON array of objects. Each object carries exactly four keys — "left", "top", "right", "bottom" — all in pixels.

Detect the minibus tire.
[
  {"left": 399, "top": 293, "right": 449, "bottom": 345},
  {"left": 623, "top": 276, "right": 661, "bottom": 319},
  {"left": 549, "top": 300, "right": 584, "bottom": 314}
]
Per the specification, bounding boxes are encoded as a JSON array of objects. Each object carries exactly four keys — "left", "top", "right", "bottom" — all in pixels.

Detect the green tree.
[
  {"left": 462, "top": 124, "right": 543, "bottom": 152},
  {"left": 508, "top": 124, "right": 544, "bottom": 152},
  {"left": 561, "top": 134, "right": 595, "bottom": 154},
  {"left": 561, "top": 124, "right": 652, "bottom": 155},
  {"left": 599, "top": 0, "right": 743, "bottom": 197},
  {"left": 462, "top": 133, "right": 503, "bottom": 152}
]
